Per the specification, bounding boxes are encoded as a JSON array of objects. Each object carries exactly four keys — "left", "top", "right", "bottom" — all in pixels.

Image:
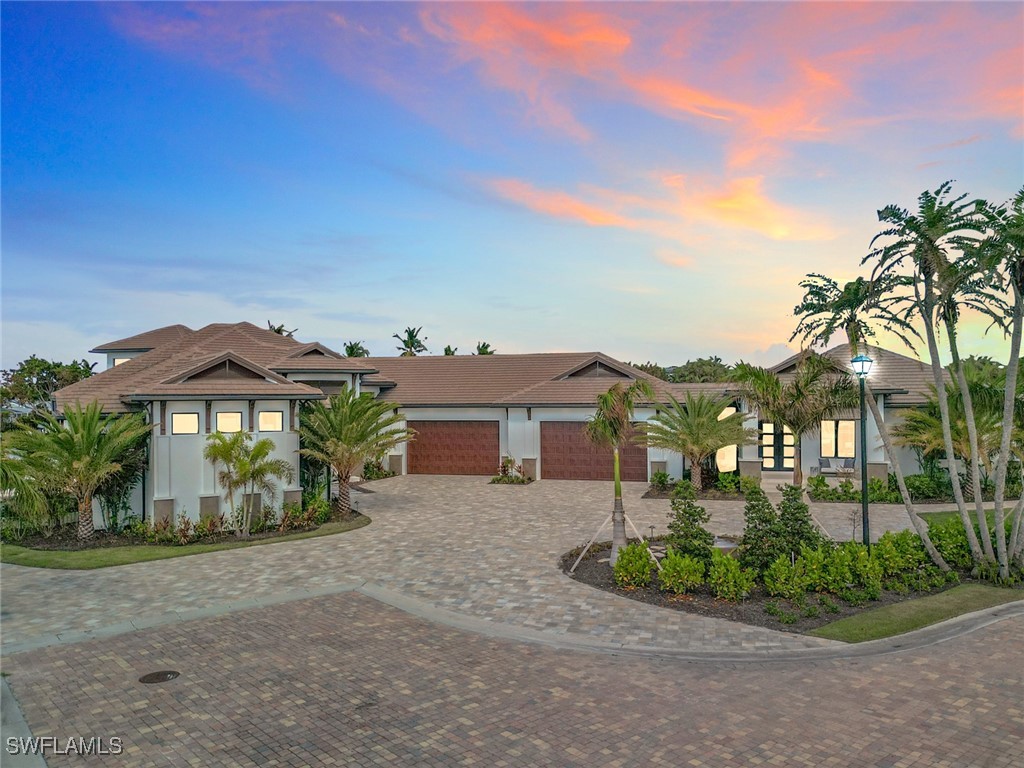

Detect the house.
[{"left": 52, "top": 323, "right": 940, "bottom": 528}]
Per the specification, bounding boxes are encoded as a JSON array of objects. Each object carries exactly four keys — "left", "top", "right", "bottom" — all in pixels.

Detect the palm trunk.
[
  {"left": 688, "top": 455, "right": 703, "bottom": 493},
  {"left": 77, "top": 494, "right": 95, "bottom": 540},
  {"left": 865, "top": 383, "right": 949, "bottom": 570},
  {"left": 792, "top": 439, "right": 803, "bottom": 487},
  {"left": 1009, "top": 494, "right": 1024, "bottom": 561},
  {"left": 921, "top": 275, "right": 984, "bottom": 563},
  {"left": 945, "top": 316, "right": 995, "bottom": 560},
  {"left": 332, "top": 475, "right": 352, "bottom": 517},
  {"left": 609, "top": 447, "right": 627, "bottom": 567},
  {"left": 991, "top": 290, "right": 1022, "bottom": 578}
]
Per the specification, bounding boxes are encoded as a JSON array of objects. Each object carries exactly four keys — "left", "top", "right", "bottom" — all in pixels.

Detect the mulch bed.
[
  {"left": 12, "top": 512, "right": 367, "bottom": 552},
  {"left": 642, "top": 488, "right": 751, "bottom": 501},
  {"left": 561, "top": 541, "right": 956, "bottom": 635}
]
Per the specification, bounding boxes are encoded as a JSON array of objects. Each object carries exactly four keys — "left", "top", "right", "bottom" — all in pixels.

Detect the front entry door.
[{"left": 760, "top": 422, "right": 794, "bottom": 471}]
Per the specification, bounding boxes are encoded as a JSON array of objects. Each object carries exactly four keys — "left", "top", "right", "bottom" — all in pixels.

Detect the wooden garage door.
[
  {"left": 407, "top": 421, "right": 499, "bottom": 476},
  {"left": 540, "top": 421, "right": 647, "bottom": 481}
]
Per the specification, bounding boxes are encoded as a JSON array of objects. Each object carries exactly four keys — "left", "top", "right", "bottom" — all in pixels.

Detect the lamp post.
[{"left": 851, "top": 353, "right": 874, "bottom": 547}]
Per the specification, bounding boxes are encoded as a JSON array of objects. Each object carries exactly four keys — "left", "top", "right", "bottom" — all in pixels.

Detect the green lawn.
[
  {"left": 809, "top": 583, "right": 1022, "bottom": 643},
  {"left": 0, "top": 516, "right": 370, "bottom": 570},
  {"left": 918, "top": 508, "right": 1001, "bottom": 527}
]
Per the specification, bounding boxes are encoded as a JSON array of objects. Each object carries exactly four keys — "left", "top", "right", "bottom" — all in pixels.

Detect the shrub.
[
  {"left": 867, "top": 477, "right": 901, "bottom": 504},
  {"left": 491, "top": 455, "right": 531, "bottom": 484},
  {"left": 175, "top": 512, "right": 195, "bottom": 545},
  {"left": 846, "top": 542, "right": 883, "bottom": 599},
  {"left": 279, "top": 502, "right": 314, "bottom": 532},
  {"left": 818, "top": 594, "right": 840, "bottom": 613},
  {"left": 822, "top": 546, "right": 854, "bottom": 593},
  {"left": 740, "top": 486, "right": 785, "bottom": 574},
  {"left": 806, "top": 475, "right": 831, "bottom": 501},
  {"left": 150, "top": 517, "right": 174, "bottom": 544},
  {"left": 307, "top": 496, "right": 331, "bottom": 525},
  {"left": 778, "top": 485, "right": 823, "bottom": 554},
  {"left": 763, "top": 554, "right": 806, "bottom": 600},
  {"left": 362, "top": 459, "right": 396, "bottom": 481},
  {"left": 193, "top": 514, "right": 225, "bottom": 539},
  {"left": 124, "top": 516, "right": 149, "bottom": 539},
  {"left": 739, "top": 476, "right": 761, "bottom": 497},
  {"left": 666, "top": 489, "right": 714, "bottom": 565},
  {"left": 707, "top": 549, "right": 756, "bottom": 601},
  {"left": 658, "top": 549, "right": 705, "bottom": 594},
  {"left": 613, "top": 541, "right": 655, "bottom": 588},
  {"left": 904, "top": 473, "right": 954, "bottom": 502},
  {"left": 650, "top": 471, "right": 672, "bottom": 493},
  {"left": 797, "top": 544, "right": 830, "bottom": 592},
  {"left": 927, "top": 517, "right": 973, "bottom": 570},
  {"left": 715, "top": 472, "right": 740, "bottom": 494}
]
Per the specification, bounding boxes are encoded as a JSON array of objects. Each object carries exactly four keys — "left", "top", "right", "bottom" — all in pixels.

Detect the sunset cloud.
[{"left": 485, "top": 178, "right": 634, "bottom": 228}]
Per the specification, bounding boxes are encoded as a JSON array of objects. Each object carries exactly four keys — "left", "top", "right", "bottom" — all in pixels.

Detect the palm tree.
[
  {"left": 584, "top": 380, "right": 655, "bottom": 566},
  {"left": 394, "top": 327, "right": 427, "bottom": 356},
  {"left": 204, "top": 431, "right": 249, "bottom": 528},
  {"left": 8, "top": 401, "right": 151, "bottom": 540},
  {"left": 790, "top": 272, "right": 950, "bottom": 568},
  {"left": 475, "top": 342, "right": 496, "bottom": 355},
  {"left": 730, "top": 354, "right": 858, "bottom": 487},
  {"left": 867, "top": 181, "right": 990, "bottom": 564},
  {"left": 642, "top": 393, "right": 756, "bottom": 494},
  {"left": 267, "top": 321, "right": 297, "bottom": 337},
  {"left": 344, "top": 341, "right": 370, "bottom": 358},
  {"left": 299, "top": 387, "right": 413, "bottom": 516},
  {"left": 235, "top": 437, "right": 293, "bottom": 537},
  {"left": 0, "top": 434, "right": 46, "bottom": 535},
  {"left": 443, "top": 345, "right": 458, "bottom": 356}
]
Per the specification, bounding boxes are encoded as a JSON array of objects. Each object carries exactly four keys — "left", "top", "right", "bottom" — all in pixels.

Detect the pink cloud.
[{"left": 485, "top": 178, "right": 635, "bottom": 228}]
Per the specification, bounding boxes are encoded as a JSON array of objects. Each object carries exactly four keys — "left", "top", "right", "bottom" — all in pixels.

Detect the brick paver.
[
  {"left": 0, "top": 477, "right": 965, "bottom": 656},
  {"left": 3, "top": 592, "right": 1022, "bottom": 767}
]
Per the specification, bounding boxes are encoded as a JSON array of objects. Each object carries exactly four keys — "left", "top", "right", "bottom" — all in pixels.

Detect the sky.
[{"left": 2, "top": 1, "right": 1021, "bottom": 371}]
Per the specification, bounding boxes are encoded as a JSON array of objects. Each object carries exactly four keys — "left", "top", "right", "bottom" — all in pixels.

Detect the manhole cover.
[{"left": 139, "top": 670, "right": 180, "bottom": 684}]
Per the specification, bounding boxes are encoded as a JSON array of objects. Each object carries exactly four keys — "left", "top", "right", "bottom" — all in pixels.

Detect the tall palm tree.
[
  {"left": 443, "top": 345, "right": 458, "bottom": 356},
  {"left": 299, "top": 387, "right": 413, "bottom": 516},
  {"left": 642, "top": 393, "right": 756, "bottom": 494},
  {"left": 344, "top": 341, "right": 370, "bottom": 358},
  {"left": 584, "top": 380, "right": 655, "bottom": 566},
  {"left": 393, "top": 327, "right": 427, "bottom": 356},
  {"left": 475, "top": 342, "right": 496, "bottom": 355},
  {"left": 204, "top": 431, "right": 249, "bottom": 527},
  {"left": 730, "top": 355, "right": 858, "bottom": 487},
  {"left": 235, "top": 437, "right": 294, "bottom": 538},
  {"left": 8, "top": 401, "right": 151, "bottom": 540},
  {"left": 267, "top": 321, "right": 297, "bottom": 337},
  {"left": 867, "top": 181, "right": 989, "bottom": 563},
  {"left": 0, "top": 434, "right": 46, "bottom": 535},
  {"left": 790, "top": 272, "right": 949, "bottom": 568}
]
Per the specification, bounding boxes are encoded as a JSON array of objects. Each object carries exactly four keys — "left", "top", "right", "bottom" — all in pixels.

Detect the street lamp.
[{"left": 851, "top": 353, "right": 874, "bottom": 546}]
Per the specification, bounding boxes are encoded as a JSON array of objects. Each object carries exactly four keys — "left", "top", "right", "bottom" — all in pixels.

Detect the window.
[
  {"left": 821, "top": 420, "right": 856, "bottom": 458},
  {"left": 170, "top": 412, "right": 200, "bottom": 435},
  {"left": 216, "top": 412, "right": 243, "bottom": 433},
  {"left": 258, "top": 411, "right": 283, "bottom": 432},
  {"left": 715, "top": 406, "right": 738, "bottom": 473},
  {"left": 112, "top": 357, "right": 130, "bottom": 366}
]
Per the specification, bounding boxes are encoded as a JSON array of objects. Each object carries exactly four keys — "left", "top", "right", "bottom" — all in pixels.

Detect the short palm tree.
[
  {"left": 475, "top": 342, "right": 496, "bottom": 355},
  {"left": 394, "top": 327, "right": 427, "bottom": 356},
  {"left": 344, "top": 341, "right": 370, "bottom": 357},
  {"left": 0, "top": 434, "right": 46, "bottom": 534},
  {"left": 299, "top": 387, "right": 414, "bottom": 516},
  {"left": 585, "top": 380, "right": 655, "bottom": 566},
  {"left": 443, "top": 345, "right": 458, "bottom": 355},
  {"left": 8, "top": 401, "right": 151, "bottom": 540},
  {"left": 643, "top": 393, "right": 756, "bottom": 493},
  {"left": 204, "top": 431, "right": 249, "bottom": 528},
  {"left": 731, "top": 355, "right": 858, "bottom": 487},
  {"left": 235, "top": 437, "right": 293, "bottom": 537}
]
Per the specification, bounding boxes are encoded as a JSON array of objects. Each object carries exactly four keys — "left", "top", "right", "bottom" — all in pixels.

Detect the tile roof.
[
  {"left": 90, "top": 324, "right": 194, "bottom": 352},
  {"left": 57, "top": 323, "right": 352, "bottom": 413},
  {"left": 771, "top": 343, "right": 944, "bottom": 407},
  {"left": 362, "top": 353, "right": 732, "bottom": 407}
]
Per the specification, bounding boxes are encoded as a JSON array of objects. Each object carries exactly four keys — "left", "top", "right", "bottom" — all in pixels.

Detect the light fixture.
[{"left": 851, "top": 354, "right": 873, "bottom": 379}]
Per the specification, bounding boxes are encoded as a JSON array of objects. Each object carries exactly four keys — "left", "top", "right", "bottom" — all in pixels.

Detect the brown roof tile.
[{"left": 90, "top": 324, "right": 194, "bottom": 352}]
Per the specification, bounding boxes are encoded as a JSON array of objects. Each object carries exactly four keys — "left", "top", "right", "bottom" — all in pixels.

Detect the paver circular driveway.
[{"left": 0, "top": 476, "right": 1005, "bottom": 657}]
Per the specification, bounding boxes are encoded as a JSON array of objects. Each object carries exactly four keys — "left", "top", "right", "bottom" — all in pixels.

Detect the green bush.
[
  {"left": 867, "top": 477, "right": 901, "bottom": 504},
  {"left": 778, "top": 485, "right": 824, "bottom": 553},
  {"left": 822, "top": 545, "right": 854, "bottom": 593},
  {"left": 927, "top": 517, "right": 973, "bottom": 570},
  {"left": 666, "top": 489, "right": 714, "bottom": 565},
  {"left": 613, "top": 542, "right": 655, "bottom": 588},
  {"left": 362, "top": 459, "right": 396, "bottom": 481},
  {"left": 739, "top": 476, "right": 761, "bottom": 497},
  {"left": 715, "top": 472, "right": 740, "bottom": 494},
  {"left": 658, "top": 549, "right": 705, "bottom": 594},
  {"left": 818, "top": 594, "right": 840, "bottom": 613},
  {"left": 739, "top": 486, "right": 786, "bottom": 574},
  {"left": 650, "top": 470, "right": 673, "bottom": 493},
  {"left": 707, "top": 549, "right": 756, "bottom": 601},
  {"left": 806, "top": 475, "right": 831, "bottom": 501},
  {"left": 903, "top": 473, "right": 954, "bottom": 502},
  {"left": 763, "top": 554, "right": 806, "bottom": 600},
  {"left": 846, "top": 542, "right": 883, "bottom": 599},
  {"left": 307, "top": 496, "right": 331, "bottom": 525},
  {"left": 797, "top": 544, "right": 830, "bottom": 592}
]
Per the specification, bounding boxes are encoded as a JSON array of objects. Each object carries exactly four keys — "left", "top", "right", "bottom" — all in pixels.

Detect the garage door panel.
[
  {"left": 540, "top": 421, "right": 646, "bottom": 481},
  {"left": 407, "top": 421, "right": 499, "bottom": 475}
]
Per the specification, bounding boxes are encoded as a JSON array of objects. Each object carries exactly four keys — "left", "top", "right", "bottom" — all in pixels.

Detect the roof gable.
[{"left": 165, "top": 351, "right": 294, "bottom": 386}]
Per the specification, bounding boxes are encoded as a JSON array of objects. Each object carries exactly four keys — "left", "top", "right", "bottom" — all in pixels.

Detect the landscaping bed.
[{"left": 562, "top": 540, "right": 980, "bottom": 635}]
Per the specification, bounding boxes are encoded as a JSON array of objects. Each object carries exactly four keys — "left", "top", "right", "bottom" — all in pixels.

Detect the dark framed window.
[{"left": 821, "top": 420, "right": 856, "bottom": 458}]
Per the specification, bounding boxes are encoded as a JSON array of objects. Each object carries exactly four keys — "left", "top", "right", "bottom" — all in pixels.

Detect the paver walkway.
[
  {"left": 0, "top": 477, "right": 972, "bottom": 657},
  {"left": 3, "top": 591, "right": 1022, "bottom": 767}
]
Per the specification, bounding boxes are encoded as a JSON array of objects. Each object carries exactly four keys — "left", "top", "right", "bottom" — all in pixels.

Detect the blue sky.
[{"left": 2, "top": 2, "right": 1020, "bottom": 369}]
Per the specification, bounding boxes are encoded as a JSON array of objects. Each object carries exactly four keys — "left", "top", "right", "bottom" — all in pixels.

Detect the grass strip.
[
  {"left": 0, "top": 516, "right": 370, "bottom": 570},
  {"left": 809, "top": 583, "right": 1022, "bottom": 643}
]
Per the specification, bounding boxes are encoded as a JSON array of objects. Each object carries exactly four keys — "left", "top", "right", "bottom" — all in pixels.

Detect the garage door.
[
  {"left": 407, "top": 421, "right": 499, "bottom": 476},
  {"left": 540, "top": 421, "right": 647, "bottom": 481}
]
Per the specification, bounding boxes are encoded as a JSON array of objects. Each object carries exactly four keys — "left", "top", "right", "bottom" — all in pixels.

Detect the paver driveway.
[
  {"left": 3, "top": 591, "right": 1022, "bottom": 768},
  {"left": 0, "top": 476, "right": 985, "bottom": 657}
]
